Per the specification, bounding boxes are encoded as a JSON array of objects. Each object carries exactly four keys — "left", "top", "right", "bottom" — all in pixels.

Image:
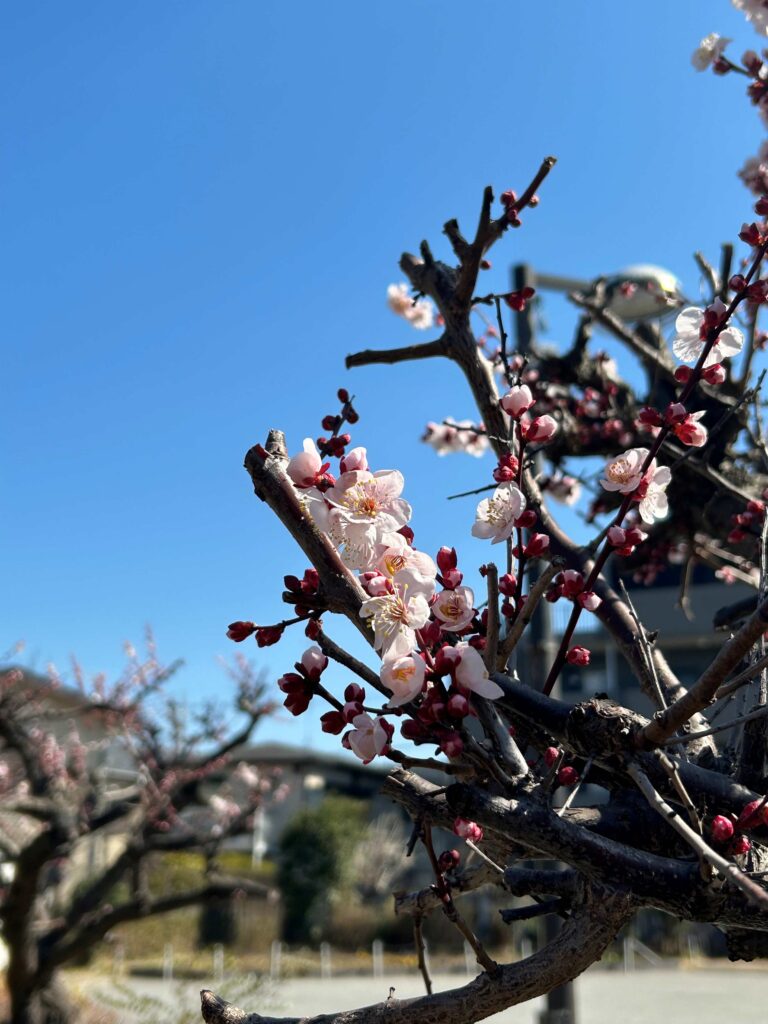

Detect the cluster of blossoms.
[
  {"left": 387, "top": 282, "right": 435, "bottom": 330},
  {"left": 422, "top": 418, "right": 489, "bottom": 457},
  {"left": 259, "top": 403, "right": 509, "bottom": 766},
  {"left": 728, "top": 496, "right": 767, "bottom": 544},
  {"left": 709, "top": 797, "right": 768, "bottom": 859}
]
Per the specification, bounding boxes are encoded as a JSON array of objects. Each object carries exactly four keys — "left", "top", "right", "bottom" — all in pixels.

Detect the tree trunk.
[{"left": 8, "top": 967, "right": 76, "bottom": 1024}]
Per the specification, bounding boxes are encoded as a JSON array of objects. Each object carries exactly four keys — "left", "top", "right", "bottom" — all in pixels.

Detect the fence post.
[
  {"left": 270, "top": 940, "right": 282, "bottom": 980},
  {"left": 372, "top": 938, "right": 384, "bottom": 978},
  {"left": 113, "top": 942, "right": 125, "bottom": 978},
  {"left": 213, "top": 943, "right": 224, "bottom": 984},
  {"left": 163, "top": 943, "right": 174, "bottom": 981},
  {"left": 320, "top": 941, "right": 332, "bottom": 979},
  {"left": 464, "top": 940, "right": 474, "bottom": 976}
]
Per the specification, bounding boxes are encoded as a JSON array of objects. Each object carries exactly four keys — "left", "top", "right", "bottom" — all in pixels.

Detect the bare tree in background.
[{"left": 0, "top": 645, "right": 273, "bottom": 1024}]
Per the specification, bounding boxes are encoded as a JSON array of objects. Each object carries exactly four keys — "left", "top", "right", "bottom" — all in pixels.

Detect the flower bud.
[
  {"left": 498, "top": 573, "right": 517, "bottom": 597},
  {"left": 515, "top": 509, "right": 538, "bottom": 529},
  {"left": 557, "top": 766, "right": 579, "bottom": 786},
  {"left": 544, "top": 746, "right": 560, "bottom": 768},
  {"left": 500, "top": 384, "right": 535, "bottom": 419},
  {"left": 437, "top": 849, "right": 461, "bottom": 873},
  {"left": 524, "top": 533, "right": 550, "bottom": 557},
  {"left": 525, "top": 415, "right": 558, "bottom": 444},
  {"left": 702, "top": 363, "right": 726, "bottom": 385},
  {"left": 566, "top": 646, "right": 591, "bottom": 666},
  {"left": 436, "top": 546, "right": 458, "bottom": 573},
  {"left": 453, "top": 818, "right": 483, "bottom": 842},
  {"left": 226, "top": 621, "right": 256, "bottom": 643},
  {"left": 710, "top": 815, "right": 735, "bottom": 843},
  {"left": 673, "top": 366, "right": 693, "bottom": 384}
]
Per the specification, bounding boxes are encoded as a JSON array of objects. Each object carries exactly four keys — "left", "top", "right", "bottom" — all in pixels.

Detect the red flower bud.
[
  {"left": 446, "top": 693, "right": 470, "bottom": 719},
  {"left": 524, "top": 533, "right": 550, "bottom": 557},
  {"left": 256, "top": 626, "right": 284, "bottom": 647},
  {"left": 344, "top": 683, "right": 365, "bottom": 704},
  {"left": 674, "top": 366, "right": 693, "bottom": 384},
  {"left": 436, "top": 547, "right": 458, "bottom": 573},
  {"left": 710, "top": 815, "right": 734, "bottom": 843},
  {"left": 437, "top": 849, "right": 461, "bottom": 872},
  {"left": 557, "top": 766, "right": 579, "bottom": 786},
  {"left": 337, "top": 387, "right": 350, "bottom": 403},
  {"left": 544, "top": 746, "right": 560, "bottom": 768},
  {"left": 320, "top": 710, "right": 346, "bottom": 735},
  {"left": 515, "top": 509, "right": 538, "bottom": 529},
  {"left": 702, "top": 363, "right": 726, "bottom": 385},
  {"left": 226, "top": 621, "right": 256, "bottom": 643}
]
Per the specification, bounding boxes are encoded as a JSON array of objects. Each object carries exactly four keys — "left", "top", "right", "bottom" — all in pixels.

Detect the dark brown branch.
[
  {"left": 637, "top": 597, "right": 768, "bottom": 748},
  {"left": 345, "top": 339, "right": 446, "bottom": 369},
  {"left": 201, "top": 881, "right": 631, "bottom": 1024}
]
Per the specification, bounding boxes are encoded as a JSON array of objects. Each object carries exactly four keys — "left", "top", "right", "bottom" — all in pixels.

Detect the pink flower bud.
[
  {"left": 731, "top": 835, "right": 752, "bottom": 856},
  {"left": 498, "top": 573, "right": 517, "bottom": 596},
  {"left": 524, "top": 533, "right": 550, "bottom": 557},
  {"left": 566, "top": 646, "right": 591, "bottom": 666},
  {"left": 453, "top": 818, "right": 483, "bottom": 842},
  {"left": 500, "top": 384, "right": 535, "bottom": 419},
  {"left": 515, "top": 509, "right": 537, "bottom": 529},
  {"left": 446, "top": 693, "right": 470, "bottom": 719},
  {"left": 737, "top": 799, "right": 767, "bottom": 830},
  {"left": 339, "top": 446, "right": 368, "bottom": 473},
  {"left": 525, "top": 415, "right": 558, "bottom": 444},
  {"left": 710, "top": 815, "right": 735, "bottom": 843},
  {"left": 607, "top": 526, "right": 627, "bottom": 547},
  {"left": 664, "top": 402, "right": 687, "bottom": 425},
  {"left": 578, "top": 591, "right": 602, "bottom": 611},
  {"left": 674, "top": 366, "right": 693, "bottom": 384},
  {"left": 344, "top": 683, "right": 365, "bottom": 704},
  {"left": 440, "top": 733, "right": 465, "bottom": 758},
  {"left": 557, "top": 766, "right": 579, "bottom": 786},
  {"left": 702, "top": 363, "right": 726, "bottom": 385},
  {"left": 300, "top": 646, "right": 328, "bottom": 680},
  {"left": 544, "top": 746, "right": 559, "bottom": 768},
  {"left": 560, "top": 570, "right": 584, "bottom": 597}
]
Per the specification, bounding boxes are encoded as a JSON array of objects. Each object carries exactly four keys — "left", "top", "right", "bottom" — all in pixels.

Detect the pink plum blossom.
[
  {"left": 348, "top": 713, "right": 390, "bottom": 763},
  {"left": 673, "top": 411, "right": 708, "bottom": 447},
  {"left": 380, "top": 652, "right": 426, "bottom": 707},
  {"left": 454, "top": 643, "right": 504, "bottom": 699},
  {"left": 472, "top": 483, "right": 526, "bottom": 544},
  {"left": 671, "top": 303, "right": 744, "bottom": 367},
  {"left": 423, "top": 419, "right": 489, "bottom": 458},
  {"left": 432, "top": 586, "right": 476, "bottom": 633}
]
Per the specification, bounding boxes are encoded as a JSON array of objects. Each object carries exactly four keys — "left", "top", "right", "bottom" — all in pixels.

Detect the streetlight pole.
[{"left": 513, "top": 263, "right": 576, "bottom": 1024}]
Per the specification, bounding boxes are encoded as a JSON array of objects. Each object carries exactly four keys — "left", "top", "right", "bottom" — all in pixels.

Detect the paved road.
[{"left": 75, "top": 967, "right": 768, "bottom": 1023}]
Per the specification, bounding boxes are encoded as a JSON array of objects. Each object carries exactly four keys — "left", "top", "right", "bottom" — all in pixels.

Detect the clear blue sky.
[{"left": 2, "top": 1, "right": 764, "bottom": 750}]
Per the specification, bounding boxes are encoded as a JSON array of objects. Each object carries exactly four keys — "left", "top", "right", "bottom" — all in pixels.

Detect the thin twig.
[
  {"left": 627, "top": 762, "right": 768, "bottom": 911},
  {"left": 413, "top": 915, "right": 433, "bottom": 996}
]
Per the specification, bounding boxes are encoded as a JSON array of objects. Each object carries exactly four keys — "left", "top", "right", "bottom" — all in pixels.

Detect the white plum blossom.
[
  {"left": 454, "top": 643, "right": 504, "bottom": 699},
  {"left": 320, "top": 468, "right": 412, "bottom": 569},
  {"left": 636, "top": 464, "right": 672, "bottom": 524},
  {"left": 376, "top": 535, "right": 437, "bottom": 598},
  {"left": 733, "top": 0, "right": 768, "bottom": 35},
  {"left": 691, "top": 33, "right": 731, "bottom": 70},
  {"left": 600, "top": 448, "right": 650, "bottom": 495},
  {"left": 348, "top": 713, "right": 390, "bottom": 763},
  {"left": 287, "top": 438, "right": 324, "bottom": 488},
  {"left": 671, "top": 303, "right": 744, "bottom": 367},
  {"left": 600, "top": 448, "right": 671, "bottom": 524},
  {"left": 423, "top": 419, "right": 489, "bottom": 458},
  {"left": 360, "top": 583, "right": 431, "bottom": 657},
  {"left": 387, "top": 283, "right": 435, "bottom": 330},
  {"left": 380, "top": 652, "right": 426, "bottom": 707},
  {"left": 472, "top": 482, "right": 526, "bottom": 544},
  {"left": 432, "top": 586, "right": 476, "bottom": 633}
]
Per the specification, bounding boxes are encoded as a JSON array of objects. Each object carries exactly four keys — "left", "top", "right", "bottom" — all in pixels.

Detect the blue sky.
[{"left": 2, "top": 0, "right": 764, "bottom": 751}]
